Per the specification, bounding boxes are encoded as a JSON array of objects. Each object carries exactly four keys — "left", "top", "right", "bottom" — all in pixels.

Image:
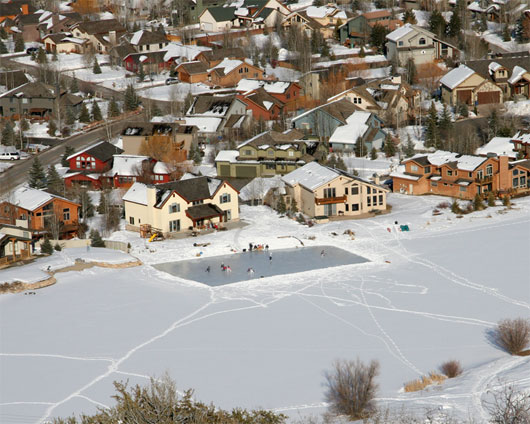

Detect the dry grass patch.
[{"left": 404, "top": 372, "right": 447, "bottom": 392}]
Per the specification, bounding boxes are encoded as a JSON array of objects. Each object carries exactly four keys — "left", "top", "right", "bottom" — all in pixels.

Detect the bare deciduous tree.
[{"left": 484, "top": 382, "right": 530, "bottom": 424}]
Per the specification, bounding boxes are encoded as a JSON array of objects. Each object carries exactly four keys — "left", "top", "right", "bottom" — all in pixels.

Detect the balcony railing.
[
  {"left": 315, "top": 195, "right": 347, "bottom": 205},
  {"left": 475, "top": 175, "right": 493, "bottom": 184}
]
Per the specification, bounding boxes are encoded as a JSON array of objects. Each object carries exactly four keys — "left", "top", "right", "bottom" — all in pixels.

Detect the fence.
[
  {"left": 37, "top": 239, "right": 90, "bottom": 249},
  {"left": 103, "top": 240, "right": 130, "bottom": 254}
]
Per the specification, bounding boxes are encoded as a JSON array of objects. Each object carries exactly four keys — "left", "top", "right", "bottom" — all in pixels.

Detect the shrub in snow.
[
  {"left": 494, "top": 318, "right": 530, "bottom": 355},
  {"left": 89, "top": 229, "right": 105, "bottom": 247},
  {"left": 450, "top": 200, "right": 462, "bottom": 214},
  {"left": 404, "top": 372, "right": 446, "bottom": 392},
  {"left": 487, "top": 191, "right": 496, "bottom": 207},
  {"left": 503, "top": 195, "right": 511, "bottom": 207},
  {"left": 324, "top": 358, "right": 379, "bottom": 420},
  {"left": 41, "top": 238, "right": 53, "bottom": 255},
  {"left": 54, "top": 243, "right": 62, "bottom": 251},
  {"left": 473, "top": 194, "right": 485, "bottom": 211},
  {"left": 440, "top": 360, "right": 463, "bottom": 378},
  {"left": 437, "top": 201, "right": 451, "bottom": 209}
]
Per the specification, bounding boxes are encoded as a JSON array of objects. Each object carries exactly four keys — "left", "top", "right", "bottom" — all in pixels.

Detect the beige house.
[
  {"left": 43, "top": 33, "right": 88, "bottom": 54},
  {"left": 385, "top": 24, "right": 459, "bottom": 66},
  {"left": 123, "top": 176, "right": 239, "bottom": 236},
  {"left": 281, "top": 161, "right": 389, "bottom": 218},
  {"left": 440, "top": 64, "right": 504, "bottom": 106},
  {"left": 69, "top": 19, "right": 126, "bottom": 53}
]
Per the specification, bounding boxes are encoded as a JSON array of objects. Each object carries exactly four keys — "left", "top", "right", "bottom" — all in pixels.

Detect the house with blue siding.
[
  {"left": 291, "top": 99, "right": 359, "bottom": 141},
  {"left": 328, "top": 111, "right": 386, "bottom": 152}
]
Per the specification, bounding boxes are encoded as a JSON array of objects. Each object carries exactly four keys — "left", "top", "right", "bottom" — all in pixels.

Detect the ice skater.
[
  {"left": 269, "top": 253, "right": 272, "bottom": 263},
  {"left": 226, "top": 265, "right": 232, "bottom": 273},
  {"left": 247, "top": 267, "right": 255, "bottom": 275},
  {"left": 321, "top": 249, "right": 326, "bottom": 257},
  {"left": 205, "top": 265, "right": 210, "bottom": 273},
  {"left": 221, "top": 262, "right": 225, "bottom": 269}
]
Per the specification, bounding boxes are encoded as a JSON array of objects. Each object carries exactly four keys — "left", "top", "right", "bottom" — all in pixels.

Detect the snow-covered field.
[{"left": 1, "top": 194, "right": 529, "bottom": 423}]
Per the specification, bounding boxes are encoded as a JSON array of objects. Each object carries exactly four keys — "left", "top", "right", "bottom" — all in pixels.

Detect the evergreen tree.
[
  {"left": 487, "top": 191, "right": 495, "bottom": 207},
  {"left": 36, "top": 47, "right": 47, "bottom": 64},
  {"left": 425, "top": 102, "right": 439, "bottom": 148},
  {"left": 138, "top": 64, "right": 145, "bottom": 82},
  {"left": 370, "top": 147, "right": 377, "bottom": 160},
  {"left": 488, "top": 109, "right": 499, "bottom": 138},
  {"left": 108, "top": 97, "right": 121, "bottom": 118},
  {"left": 458, "top": 102, "right": 469, "bottom": 118},
  {"left": 438, "top": 103, "right": 453, "bottom": 139},
  {"left": 41, "top": 238, "right": 54, "bottom": 255},
  {"left": 29, "top": 157, "right": 47, "bottom": 189},
  {"left": 124, "top": 85, "right": 140, "bottom": 111},
  {"left": 47, "top": 120, "right": 57, "bottom": 137},
  {"left": 0, "top": 27, "right": 7, "bottom": 39},
  {"left": 502, "top": 24, "right": 511, "bottom": 42},
  {"left": 78, "top": 102, "right": 90, "bottom": 123},
  {"left": 151, "top": 103, "right": 162, "bottom": 117},
  {"left": 369, "top": 24, "right": 388, "bottom": 53},
  {"left": 91, "top": 101, "right": 102, "bottom": 122},
  {"left": 406, "top": 57, "right": 417, "bottom": 84},
  {"left": 448, "top": 10, "right": 461, "bottom": 38},
  {"left": 359, "top": 45, "right": 365, "bottom": 58},
  {"left": 0, "top": 40, "right": 7, "bottom": 54},
  {"left": 290, "top": 198, "right": 298, "bottom": 214},
  {"left": 65, "top": 106, "right": 76, "bottom": 126},
  {"left": 473, "top": 193, "right": 484, "bottom": 211},
  {"left": 384, "top": 133, "right": 395, "bottom": 157},
  {"left": 429, "top": 10, "right": 446, "bottom": 38},
  {"left": 502, "top": 195, "right": 511, "bottom": 207},
  {"left": 97, "top": 190, "right": 108, "bottom": 214},
  {"left": 276, "top": 196, "right": 287, "bottom": 214},
  {"left": 402, "top": 9, "right": 416, "bottom": 24},
  {"left": 14, "top": 34, "right": 24, "bottom": 52},
  {"left": 62, "top": 146, "right": 75, "bottom": 167},
  {"left": 46, "top": 165, "right": 64, "bottom": 195},
  {"left": 1, "top": 121, "right": 15, "bottom": 145},
  {"left": 54, "top": 242, "right": 62, "bottom": 251},
  {"left": 89, "top": 229, "right": 105, "bottom": 247},
  {"left": 354, "top": 137, "right": 367, "bottom": 157},
  {"left": 20, "top": 118, "right": 30, "bottom": 132},
  {"left": 190, "top": 143, "right": 202, "bottom": 165},
  {"left": 405, "top": 134, "right": 415, "bottom": 157},
  {"left": 69, "top": 73, "right": 79, "bottom": 92},
  {"left": 93, "top": 57, "right": 102, "bottom": 74}
]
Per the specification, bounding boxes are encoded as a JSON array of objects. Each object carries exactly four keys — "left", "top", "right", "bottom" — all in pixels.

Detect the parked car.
[
  {"left": 26, "top": 47, "right": 38, "bottom": 55},
  {"left": 0, "top": 151, "right": 20, "bottom": 160},
  {"left": 165, "top": 77, "right": 178, "bottom": 85}
]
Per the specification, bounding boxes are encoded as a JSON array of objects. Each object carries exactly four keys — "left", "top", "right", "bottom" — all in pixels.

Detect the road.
[{"left": 0, "top": 119, "right": 128, "bottom": 196}]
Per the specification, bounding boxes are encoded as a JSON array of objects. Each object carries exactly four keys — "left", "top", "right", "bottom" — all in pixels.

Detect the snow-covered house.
[
  {"left": 511, "top": 131, "right": 530, "bottom": 159},
  {"left": 199, "top": 6, "right": 237, "bottom": 32},
  {"left": 187, "top": 94, "right": 248, "bottom": 133},
  {"left": 42, "top": 32, "right": 89, "bottom": 54},
  {"left": 237, "top": 87, "right": 284, "bottom": 121},
  {"left": 69, "top": 19, "right": 126, "bottom": 53},
  {"left": 328, "top": 111, "right": 386, "bottom": 152},
  {"left": 385, "top": 24, "right": 459, "bottom": 66},
  {"left": 129, "top": 29, "right": 169, "bottom": 53},
  {"left": 208, "top": 58, "right": 265, "bottom": 87},
  {"left": 123, "top": 176, "right": 239, "bottom": 236},
  {"left": 175, "top": 61, "right": 209, "bottom": 83},
  {"left": 281, "top": 161, "right": 389, "bottom": 218},
  {"left": 215, "top": 129, "right": 311, "bottom": 178},
  {"left": 103, "top": 154, "right": 152, "bottom": 189},
  {"left": 236, "top": 79, "right": 302, "bottom": 111},
  {"left": 0, "top": 187, "right": 80, "bottom": 239}
]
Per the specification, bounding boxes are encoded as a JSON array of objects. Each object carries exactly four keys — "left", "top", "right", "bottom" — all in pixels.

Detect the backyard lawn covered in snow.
[{"left": 0, "top": 194, "right": 529, "bottom": 423}]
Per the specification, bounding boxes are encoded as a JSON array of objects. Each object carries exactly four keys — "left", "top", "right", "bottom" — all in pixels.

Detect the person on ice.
[{"left": 206, "top": 266, "right": 210, "bottom": 273}]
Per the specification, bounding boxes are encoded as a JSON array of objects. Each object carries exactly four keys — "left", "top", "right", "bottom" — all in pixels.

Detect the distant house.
[
  {"left": 123, "top": 176, "right": 240, "bottom": 235},
  {"left": 38, "top": 11, "right": 82, "bottom": 37},
  {"left": 69, "top": 19, "right": 126, "bottom": 53},
  {"left": 236, "top": 79, "right": 302, "bottom": 111},
  {"left": 440, "top": 64, "right": 504, "bottom": 106},
  {"left": 0, "top": 187, "right": 80, "bottom": 239},
  {"left": 0, "top": 70, "right": 28, "bottom": 90},
  {"left": 0, "top": 2, "right": 30, "bottom": 24},
  {"left": 215, "top": 129, "right": 311, "bottom": 178},
  {"left": 329, "top": 111, "right": 386, "bottom": 152},
  {"left": 199, "top": 6, "right": 237, "bottom": 31},
  {"left": 129, "top": 29, "right": 169, "bottom": 53},
  {"left": 197, "top": 47, "right": 245, "bottom": 68},
  {"left": 208, "top": 58, "right": 265, "bottom": 87},
  {"left": 385, "top": 24, "right": 459, "bottom": 66},
  {"left": 123, "top": 51, "right": 169, "bottom": 74},
  {"left": 291, "top": 98, "right": 360, "bottom": 140},
  {"left": 42, "top": 33, "right": 88, "bottom": 54},
  {"left": 103, "top": 155, "right": 154, "bottom": 189},
  {"left": 175, "top": 61, "right": 209, "bottom": 83},
  {"left": 237, "top": 88, "right": 284, "bottom": 121},
  {"left": 281, "top": 161, "right": 389, "bottom": 218},
  {"left": 390, "top": 151, "right": 530, "bottom": 199},
  {"left": 109, "top": 41, "right": 137, "bottom": 67},
  {"left": 64, "top": 141, "right": 124, "bottom": 189},
  {"left": 339, "top": 10, "right": 402, "bottom": 46},
  {"left": 0, "top": 224, "right": 33, "bottom": 265},
  {"left": 0, "top": 82, "right": 82, "bottom": 119},
  {"left": 187, "top": 94, "right": 248, "bottom": 132},
  {"left": 282, "top": 10, "right": 326, "bottom": 37},
  {"left": 511, "top": 131, "right": 530, "bottom": 159}
]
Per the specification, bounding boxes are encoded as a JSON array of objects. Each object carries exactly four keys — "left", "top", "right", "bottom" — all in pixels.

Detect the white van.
[{"left": 0, "top": 151, "right": 20, "bottom": 160}]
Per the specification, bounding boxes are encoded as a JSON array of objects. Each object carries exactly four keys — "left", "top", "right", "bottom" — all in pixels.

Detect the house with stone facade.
[{"left": 123, "top": 176, "right": 239, "bottom": 236}]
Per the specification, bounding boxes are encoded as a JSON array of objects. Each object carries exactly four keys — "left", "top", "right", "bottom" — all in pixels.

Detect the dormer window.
[
  {"left": 398, "top": 41, "right": 403, "bottom": 46},
  {"left": 419, "top": 38, "right": 426, "bottom": 45}
]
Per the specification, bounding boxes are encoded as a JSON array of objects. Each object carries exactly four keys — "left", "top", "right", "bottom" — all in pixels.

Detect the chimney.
[
  {"left": 109, "top": 30, "right": 117, "bottom": 46},
  {"left": 392, "top": 75, "right": 401, "bottom": 84},
  {"left": 497, "top": 156, "right": 510, "bottom": 192},
  {"left": 52, "top": 13, "right": 59, "bottom": 26},
  {"left": 372, "top": 173, "right": 380, "bottom": 185}
]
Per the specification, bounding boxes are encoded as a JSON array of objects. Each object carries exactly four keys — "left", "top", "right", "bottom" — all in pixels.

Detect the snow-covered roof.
[
  {"left": 306, "top": 6, "right": 335, "bottom": 18},
  {"left": 488, "top": 62, "right": 502, "bottom": 74},
  {"left": 153, "top": 161, "right": 171, "bottom": 174},
  {"left": 66, "top": 140, "right": 106, "bottom": 160},
  {"left": 139, "top": 55, "right": 148, "bottom": 62},
  {"left": 130, "top": 30, "right": 144, "bottom": 45},
  {"left": 513, "top": 131, "right": 530, "bottom": 144},
  {"left": 440, "top": 65, "right": 475, "bottom": 89},
  {"left": 282, "top": 161, "right": 340, "bottom": 191},
  {"left": 507, "top": 66, "right": 528, "bottom": 85},
  {"left": 413, "top": 150, "right": 488, "bottom": 171},
  {"left": 108, "top": 155, "right": 148, "bottom": 176},
  {"left": 215, "top": 150, "right": 239, "bottom": 163},
  {"left": 386, "top": 23, "right": 415, "bottom": 42},
  {"left": 162, "top": 42, "right": 210, "bottom": 63},
  {"left": 7, "top": 186, "right": 75, "bottom": 211},
  {"left": 183, "top": 117, "right": 222, "bottom": 133},
  {"left": 475, "top": 137, "right": 516, "bottom": 159},
  {"left": 235, "top": 79, "right": 291, "bottom": 95},
  {"left": 210, "top": 58, "right": 243, "bottom": 75},
  {"left": 123, "top": 182, "right": 147, "bottom": 205},
  {"left": 329, "top": 111, "right": 371, "bottom": 145},
  {"left": 390, "top": 165, "right": 421, "bottom": 181}
]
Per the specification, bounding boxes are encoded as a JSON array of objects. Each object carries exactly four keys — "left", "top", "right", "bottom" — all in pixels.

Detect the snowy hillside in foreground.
[{"left": 0, "top": 194, "right": 529, "bottom": 423}]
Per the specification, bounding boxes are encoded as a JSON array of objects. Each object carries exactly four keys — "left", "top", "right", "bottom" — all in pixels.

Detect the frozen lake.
[{"left": 153, "top": 246, "right": 369, "bottom": 286}]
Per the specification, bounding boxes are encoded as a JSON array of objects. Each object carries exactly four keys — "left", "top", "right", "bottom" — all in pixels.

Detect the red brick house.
[
  {"left": 236, "top": 79, "right": 302, "bottom": 111},
  {"left": 64, "top": 141, "right": 123, "bottom": 189},
  {"left": 237, "top": 88, "right": 284, "bottom": 121},
  {"left": 104, "top": 155, "right": 172, "bottom": 189},
  {"left": 0, "top": 187, "right": 80, "bottom": 239},
  {"left": 391, "top": 151, "right": 530, "bottom": 199}
]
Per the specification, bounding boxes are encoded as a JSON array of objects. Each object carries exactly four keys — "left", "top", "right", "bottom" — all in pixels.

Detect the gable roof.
[
  {"left": 201, "top": 47, "right": 245, "bottom": 62},
  {"left": 440, "top": 65, "right": 477, "bottom": 89},
  {"left": 463, "top": 56, "right": 530, "bottom": 85},
  {"left": 205, "top": 6, "right": 237, "bottom": 22},
  {"left": 238, "top": 129, "right": 304, "bottom": 148},
  {"left": 72, "top": 19, "right": 125, "bottom": 35},
  {"left": 292, "top": 98, "right": 359, "bottom": 125},
  {"left": 329, "top": 111, "right": 373, "bottom": 145},
  {"left": 130, "top": 29, "right": 167, "bottom": 46},
  {"left": 7, "top": 186, "right": 79, "bottom": 211},
  {"left": 155, "top": 176, "right": 224, "bottom": 204},
  {"left": 241, "top": 87, "right": 284, "bottom": 111},
  {"left": 177, "top": 61, "right": 208, "bottom": 75},
  {"left": 0, "top": 82, "right": 55, "bottom": 99},
  {"left": 386, "top": 23, "right": 416, "bottom": 42},
  {"left": 67, "top": 141, "right": 124, "bottom": 162},
  {"left": 188, "top": 94, "right": 237, "bottom": 116},
  {"left": 407, "top": 150, "right": 488, "bottom": 171}
]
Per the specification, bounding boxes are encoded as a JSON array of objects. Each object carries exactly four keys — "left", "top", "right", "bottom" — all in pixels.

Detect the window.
[
  {"left": 352, "top": 203, "right": 359, "bottom": 211},
  {"left": 520, "top": 176, "right": 526, "bottom": 186},
  {"left": 372, "top": 195, "right": 377, "bottom": 205},
  {"left": 419, "top": 37, "right": 426, "bottom": 45},
  {"left": 351, "top": 186, "right": 359, "bottom": 195},
  {"left": 431, "top": 181, "right": 438, "bottom": 186},
  {"left": 169, "top": 203, "right": 180, "bottom": 213},
  {"left": 192, "top": 200, "right": 204, "bottom": 205},
  {"left": 288, "top": 150, "right": 294, "bottom": 157},
  {"left": 169, "top": 219, "right": 180, "bottom": 232},
  {"left": 460, "top": 186, "right": 467, "bottom": 192},
  {"left": 220, "top": 193, "right": 231, "bottom": 203},
  {"left": 287, "top": 93, "right": 290, "bottom": 99},
  {"left": 129, "top": 216, "right": 135, "bottom": 225},
  {"left": 159, "top": 43, "right": 162, "bottom": 48},
  {"left": 367, "top": 197, "right": 371, "bottom": 207},
  {"left": 486, "top": 164, "right": 493, "bottom": 176},
  {"left": 268, "top": 150, "right": 274, "bottom": 156},
  {"left": 225, "top": 209, "right": 232, "bottom": 220},
  {"left": 345, "top": 187, "right": 349, "bottom": 195},
  {"left": 245, "top": 149, "right": 252, "bottom": 156},
  {"left": 345, "top": 204, "right": 349, "bottom": 211},
  {"left": 265, "top": 163, "right": 275, "bottom": 169},
  {"left": 398, "top": 41, "right": 403, "bottom": 46},
  {"left": 469, "top": 172, "right": 473, "bottom": 177},
  {"left": 477, "top": 170, "right": 483, "bottom": 179},
  {"left": 323, "top": 188, "right": 336, "bottom": 198},
  {"left": 447, "top": 170, "right": 453, "bottom": 176},
  {"left": 367, "top": 186, "right": 371, "bottom": 194},
  {"left": 512, "top": 169, "right": 519, "bottom": 176},
  {"left": 63, "top": 208, "right": 70, "bottom": 221},
  {"left": 424, "top": 166, "right": 431, "bottom": 174},
  {"left": 513, "top": 177, "right": 519, "bottom": 187},
  {"left": 411, "top": 165, "right": 418, "bottom": 172},
  {"left": 146, "top": 45, "right": 150, "bottom": 51},
  {"left": 379, "top": 195, "right": 383, "bottom": 205}
]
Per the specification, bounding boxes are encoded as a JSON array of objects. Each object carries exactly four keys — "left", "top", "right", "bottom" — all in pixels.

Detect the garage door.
[
  {"left": 457, "top": 89, "right": 472, "bottom": 105},
  {"left": 235, "top": 165, "right": 257, "bottom": 178},
  {"left": 219, "top": 164, "right": 231, "bottom": 177},
  {"left": 477, "top": 91, "right": 500, "bottom": 104}
]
